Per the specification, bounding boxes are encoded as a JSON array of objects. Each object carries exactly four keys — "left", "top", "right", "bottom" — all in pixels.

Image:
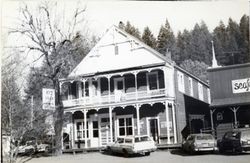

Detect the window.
[
  {"left": 207, "top": 88, "right": 211, "bottom": 104},
  {"left": 198, "top": 83, "right": 204, "bottom": 101},
  {"left": 177, "top": 71, "right": 185, "bottom": 93},
  {"left": 118, "top": 117, "right": 133, "bottom": 136},
  {"left": 147, "top": 72, "right": 159, "bottom": 90},
  {"left": 75, "top": 120, "right": 89, "bottom": 139},
  {"left": 188, "top": 77, "right": 193, "bottom": 96},
  {"left": 92, "top": 121, "right": 99, "bottom": 138},
  {"left": 115, "top": 45, "right": 119, "bottom": 55}
]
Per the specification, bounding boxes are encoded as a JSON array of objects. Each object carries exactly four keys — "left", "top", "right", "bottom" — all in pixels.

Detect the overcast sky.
[
  {"left": 1, "top": 0, "right": 249, "bottom": 95},
  {"left": 2, "top": 0, "right": 249, "bottom": 37}
]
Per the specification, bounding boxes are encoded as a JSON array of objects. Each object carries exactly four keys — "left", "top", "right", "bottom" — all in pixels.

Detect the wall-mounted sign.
[
  {"left": 232, "top": 78, "right": 250, "bottom": 94},
  {"left": 42, "top": 88, "right": 55, "bottom": 110}
]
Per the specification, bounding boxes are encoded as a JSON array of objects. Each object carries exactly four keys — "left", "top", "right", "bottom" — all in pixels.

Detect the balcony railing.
[{"left": 62, "top": 88, "right": 167, "bottom": 108}]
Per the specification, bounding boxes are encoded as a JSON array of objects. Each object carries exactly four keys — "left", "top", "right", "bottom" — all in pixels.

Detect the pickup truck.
[{"left": 106, "top": 135, "right": 157, "bottom": 157}]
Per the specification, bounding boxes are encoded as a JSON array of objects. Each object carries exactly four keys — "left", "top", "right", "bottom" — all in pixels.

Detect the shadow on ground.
[
  {"left": 101, "top": 150, "right": 150, "bottom": 158},
  {"left": 170, "top": 149, "right": 250, "bottom": 157}
]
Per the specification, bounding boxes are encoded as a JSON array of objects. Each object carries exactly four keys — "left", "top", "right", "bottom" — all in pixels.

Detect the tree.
[
  {"left": 189, "top": 21, "right": 213, "bottom": 65},
  {"left": 8, "top": 1, "right": 93, "bottom": 155},
  {"left": 180, "top": 59, "right": 209, "bottom": 82},
  {"left": 156, "top": 18, "right": 176, "bottom": 56},
  {"left": 175, "top": 30, "right": 192, "bottom": 65},
  {"left": 123, "top": 21, "right": 141, "bottom": 40},
  {"left": 141, "top": 26, "right": 157, "bottom": 49},
  {"left": 238, "top": 15, "right": 249, "bottom": 63}
]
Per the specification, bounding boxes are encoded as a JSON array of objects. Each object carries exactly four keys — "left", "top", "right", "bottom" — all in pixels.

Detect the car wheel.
[
  {"left": 145, "top": 152, "right": 150, "bottom": 156},
  {"left": 106, "top": 147, "right": 112, "bottom": 155},
  {"left": 123, "top": 149, "right": 129, "bottom": 158}
]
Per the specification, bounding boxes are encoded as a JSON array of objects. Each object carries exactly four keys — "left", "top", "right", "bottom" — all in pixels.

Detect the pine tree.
[
  {"left": 142, "top": 26, "right": 157, "bottom": 49},
  {"left": 124, "top": 21, "right": 141, "bottom": 40},
  {"left": 239, "top": 15, "right": 250, "bottom": 63},
  {"left": 156, "top": 18, "right": 176, "bottom": 56}
]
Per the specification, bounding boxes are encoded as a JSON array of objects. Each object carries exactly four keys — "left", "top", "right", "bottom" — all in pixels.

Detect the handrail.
[{"left": 62, "top": 88, "right": 167, "bottom": 107}]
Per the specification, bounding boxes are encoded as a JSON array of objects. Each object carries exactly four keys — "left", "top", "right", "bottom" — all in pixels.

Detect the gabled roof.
[{"left": 68, "top": 25, "right": 172, "bottom": 77}]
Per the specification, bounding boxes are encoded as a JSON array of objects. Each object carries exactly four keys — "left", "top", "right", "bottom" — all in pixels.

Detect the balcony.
[{"left": 62, "top": 88, "right": 167, "bottom": 108}]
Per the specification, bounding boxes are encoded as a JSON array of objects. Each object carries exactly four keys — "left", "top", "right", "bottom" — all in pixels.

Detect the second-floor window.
[
  {"left": 177, "top": 71, "right": 185, "bottom": 93},
  {"left": 198, "top": 83, "right": 204, "bottom": 101},
  {"left": 147, "top": 72, "right": 159, "bottom": 90},
  {"left": 188, "top": 77, "right": 193, "bottom": 96}
]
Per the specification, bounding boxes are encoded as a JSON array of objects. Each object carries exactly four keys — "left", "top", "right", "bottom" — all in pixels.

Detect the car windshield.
[
  {"left": 196, "top": 135, "right": 213, "bottom": 140},
  {"left": 241, "top": 130, "right": 250, "bottom": 138}
]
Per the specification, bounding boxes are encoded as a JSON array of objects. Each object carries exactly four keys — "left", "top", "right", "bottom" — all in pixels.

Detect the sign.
[
  {"left": 42, "top": 88, "right": 55, "bottom": 110},
  {"left": 232, "top": 78, "right": 250, "bottom": 94}
]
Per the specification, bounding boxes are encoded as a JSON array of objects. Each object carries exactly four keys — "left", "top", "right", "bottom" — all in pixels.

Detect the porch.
[
  {"left": 60, "top": 67, "right": 174, "bottom": 108},
  {"left": 62, "top": 100, "right": 178, "bottom": 150}
]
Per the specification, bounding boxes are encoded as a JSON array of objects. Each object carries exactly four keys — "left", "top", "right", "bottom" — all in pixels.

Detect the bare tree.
[{"left": 8, "top": 1, "right": 88, "bottom": 155}]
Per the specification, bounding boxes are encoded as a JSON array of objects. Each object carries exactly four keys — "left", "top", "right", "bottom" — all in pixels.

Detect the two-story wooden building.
[{"left": 60, "top": 26, "right": 211, "bottom": 149}]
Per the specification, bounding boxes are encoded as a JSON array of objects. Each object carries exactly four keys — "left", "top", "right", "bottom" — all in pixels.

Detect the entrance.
[
  {"left": 149, "top": 119, "right": 159, "bottom": 143},
  {"left": 114, "top": 78, "right": 124, "bottom": 101},
  {"left": 99, "top": 115, "right": 114, "bottom": 146}
]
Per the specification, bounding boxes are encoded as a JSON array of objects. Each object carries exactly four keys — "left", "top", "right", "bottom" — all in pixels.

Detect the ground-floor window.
[
  {"left": 75, "top": 120, "right": 89, "bottom": 139},
  {"left": 118, "top": 116, "right": 133, "bottom": 136}
]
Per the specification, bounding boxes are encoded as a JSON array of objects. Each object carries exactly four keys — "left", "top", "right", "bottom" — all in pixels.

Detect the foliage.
[
  {"left": 8, "top": 1, "right": 95, "bottom": 155},
  {"left": 180, "top": 59, "right": 209, "bottom": 82},
  {"left": 156, "top": 18, "right": 176, "bottom": 57},
  {"left": 142, "top": 26, "right": 157, "bottom": 49}
]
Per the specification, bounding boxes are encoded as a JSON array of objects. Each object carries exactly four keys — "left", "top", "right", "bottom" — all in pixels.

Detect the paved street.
[{"left": 17, "top": 149, "right": 250, "bottom": 163}]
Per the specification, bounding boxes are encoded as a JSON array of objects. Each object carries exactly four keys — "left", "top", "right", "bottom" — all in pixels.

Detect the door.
[
  {"left": 114, "top": 78, "right": 124, "bottom": 101},
  {"left": 149, "top": 119, "right": 159, "bottom": 143},
  {"left": 99, "top": 116, "right": 115, "bottom": 146}
]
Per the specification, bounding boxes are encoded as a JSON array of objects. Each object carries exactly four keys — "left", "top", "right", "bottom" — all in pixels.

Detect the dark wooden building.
[{"left": 207, "top": 63, "right": 250, "bottom": 138}]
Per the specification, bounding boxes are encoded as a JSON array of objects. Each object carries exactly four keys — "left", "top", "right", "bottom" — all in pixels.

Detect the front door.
[
  {"left": 99, "top": 116, "right": 114, "bottom": 146},
  {"left": 149, "top": 119, "right": 159, "bottom": 143},
  {"left": 114, "top": 78, "right": 124, "bottom": 101}
]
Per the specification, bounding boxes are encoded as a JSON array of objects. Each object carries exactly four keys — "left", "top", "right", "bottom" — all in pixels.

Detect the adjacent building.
[
  {"left": 208, "top": 63, "right": 250, "bottom": 138},
  {"left": 60, "top": 26, "right": 211, "bottom": 150}
]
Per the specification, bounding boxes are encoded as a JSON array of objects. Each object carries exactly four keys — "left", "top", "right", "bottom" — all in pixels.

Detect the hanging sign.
[
  {"left": 232, "top": 78, "right": 250, "bottom": 94},
  {"left": 42, "top": 88, "right": 55, "bottom": 110}
]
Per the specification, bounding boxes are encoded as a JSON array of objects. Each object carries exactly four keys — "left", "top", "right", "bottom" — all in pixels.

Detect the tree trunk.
[{"left": 53, "top": 79, "right": 63, "bottom": 155}]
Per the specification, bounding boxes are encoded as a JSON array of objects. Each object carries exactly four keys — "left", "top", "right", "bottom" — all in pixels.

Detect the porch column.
[
  {"left": 71, "top": 112, "right": 74, "bottom": 149},
  {"left": 230, "top": 107, "right": 239, "bottom": 128},
  {"left": 108, "top": 76, "right": 111, "bottom": 103},
  {"left": 210, "top": 109, "right": 215, "bottom": 136},
  {"left": 82, "top": 80, "right": 85, "bottom": 105},
  {"left": 171, "top": 102, "right": 177, "bottom": 144},
  {"left": 89, "top": 79, "right": 93, "bottom": 103},
  {"left": 136, "top": 104, "right": 140, "bottom": 135},
  {"left": 134, "top": 71, "right": 138, "bottom": 100},
  {"left": 83, "top": 109, "right": 88, "bottom": 148},
  {"left": 165, "top": 101, "right": 170, "bottom": 144},
  {"left": 97, "top": 78, "right": 101, "bottom": 102},
  {"left": 109, "top": 106, "right": 113, "bottom": 142}
]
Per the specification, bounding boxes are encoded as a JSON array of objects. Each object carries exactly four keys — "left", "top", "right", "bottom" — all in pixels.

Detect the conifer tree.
[{"left": 142, "top": 26, "right": 157, "bottom": 49}]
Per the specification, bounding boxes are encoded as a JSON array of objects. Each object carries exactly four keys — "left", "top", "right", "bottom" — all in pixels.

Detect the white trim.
[
  {"left": 146, "top": 71, "right": 159, "bottom": 91},
  {"left": 146, "top": 116, "right": 160, "bottom": 142},
  {"left": 116, "top": 114, "right": 134, "bottom": 137},
  {"left": 188, "top": 77, "right": 193, "bottom": 97}
]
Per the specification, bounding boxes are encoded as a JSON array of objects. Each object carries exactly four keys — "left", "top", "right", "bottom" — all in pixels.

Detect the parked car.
[
  {"left": 217, "top": 128, "right": 250, "bottom": 154},
  {"left": 182, "top": 133, "right": 217, "bottom": 154},
  {"left": 18, "top": 140, "right": 37, "bottom": 155},
  {"left": 106, "top": 135, "right": 157, "bottom": 157},
  {"left": 18, "top": 140, "right": 50, "bottom": 155}
]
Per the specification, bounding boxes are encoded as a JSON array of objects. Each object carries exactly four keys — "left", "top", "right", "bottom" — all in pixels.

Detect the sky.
[{"left": 1, "top": 0, "right": 249, "bottom": 95}]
